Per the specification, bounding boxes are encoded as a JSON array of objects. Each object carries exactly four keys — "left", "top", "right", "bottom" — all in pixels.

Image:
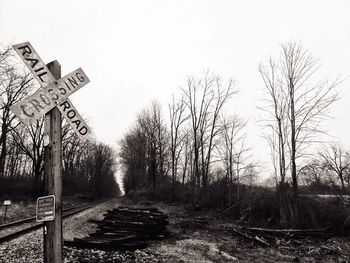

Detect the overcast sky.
[{"left": 1, "top": 0, "right": 350, "bottom": 180}]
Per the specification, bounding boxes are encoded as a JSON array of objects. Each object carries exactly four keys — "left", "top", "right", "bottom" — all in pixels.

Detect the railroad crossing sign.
[
  {"left": 10, "top": 42, "right": 91, "bottom": 139},
  {"left": 8, "top": 41, "right": 92, "bottom": 263},
  {"left": 36, "top": 195, "right": 55, "bottom": 222}
]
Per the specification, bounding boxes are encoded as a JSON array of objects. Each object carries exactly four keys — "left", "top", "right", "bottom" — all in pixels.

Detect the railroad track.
[{"left": 0, "top": 201, "right": 101, "bottom": 244}]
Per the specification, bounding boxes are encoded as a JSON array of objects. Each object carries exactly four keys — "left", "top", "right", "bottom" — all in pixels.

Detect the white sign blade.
[
  {"left": 58, "top": 100, "right": 91, "bottom": 139},
  {"left": 10, "top": 68, "right": 89, "bottom": 125},
  {"left": 12, "top": 42, "right": 56, "bottom": 87},
  {"left": 12, "top": 42, "right": 92, "bottom": 138}
]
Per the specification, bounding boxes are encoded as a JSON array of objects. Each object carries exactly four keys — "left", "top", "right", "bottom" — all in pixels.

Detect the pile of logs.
[{"left": 64, "top": 206, "right": 169, "bottom": 251}]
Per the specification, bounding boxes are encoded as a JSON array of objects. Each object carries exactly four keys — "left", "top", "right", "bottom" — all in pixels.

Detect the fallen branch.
[
  {"left": 241, "top": 226, "right": 329, "bottom": 233},
  {"left": 232, "top": 229, "right": 270, "bottom": 246},
  {"left": 222, "top": 201, "right": 242, "bottom": 214}
]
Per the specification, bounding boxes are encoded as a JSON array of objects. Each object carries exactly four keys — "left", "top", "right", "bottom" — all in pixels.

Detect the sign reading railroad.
[
  {"left": 36, "top": 195, "right": 55, "bottom": 222},
  {"left": 10, "top": 42, "right": 91, "bottom": 139}
]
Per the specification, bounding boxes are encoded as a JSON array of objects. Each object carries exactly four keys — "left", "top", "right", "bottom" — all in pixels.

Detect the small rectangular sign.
[
  {"left": 3, "top": 200, "right": 11, "bottom": 205},
  {"left": 36, "top": 195, "right": 55, "bottom": 222},
  {"left": 10, "top": 68, "right": 89, "bottom": 126}
]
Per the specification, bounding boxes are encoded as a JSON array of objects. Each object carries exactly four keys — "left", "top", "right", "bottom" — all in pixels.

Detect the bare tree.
[
  {"left": 0, "top": 45, "right": 33, "bottom": 178},
  {"left": 4, "top": 132, "right": 26, "bottom": 179},
  {"left": 119, "top": 101, "right": 169, "bottom": 192},
  {"left": 12, "top": 119, "right": 45, "bottom": 194},
  {"left": 298, "top": 159, "right": 325, "bottom": 185},
  {"left": 182, "top": 75, "right": 211, "bottom": 205},
  {"left": 62, "top": 121, "right": 89, "bottom": 181},
  {"left": 138, "top": 101, "right": 169, "bottom": 189},
  {"left": 319, "top": 143, "right": 350, "bottom": 194},
  {"left": 259, "top": 41, "right": 340, "bottom": 224},
  {"left": 169, "top": 95, "right": 188, "bottom": 196},
  {"left": 281, "top": 42, "right": 339, "bottom": 199},
  {"left": 259, "top": 58, "right": 292, "bottom": 226},
  {"left": 182, "top": 71, "right": 235, "bottom": 205},
  {"left": 202, "top": 77, "right": 235, "bottom": 195},
  {"left": 218, "top": 115, "right": 246, "bottom": 207},
  {"left": 180, "top": 130, "right": 192, "bottom": 185},
  {"left": 259, "top": 58, "right": 289, "bottom": 188}
]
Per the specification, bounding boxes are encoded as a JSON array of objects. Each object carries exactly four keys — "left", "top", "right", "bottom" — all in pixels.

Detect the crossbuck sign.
[{"left": 10, "top": 42, "right": 91, "bottom": 139}]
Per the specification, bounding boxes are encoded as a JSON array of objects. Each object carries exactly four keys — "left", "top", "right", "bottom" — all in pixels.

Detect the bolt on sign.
[
  {"left": 10, "top": 42, "right": 91, "bottom": 139},
  {"left": 36, "top": 195, "right": 55, "bottom": 222}
]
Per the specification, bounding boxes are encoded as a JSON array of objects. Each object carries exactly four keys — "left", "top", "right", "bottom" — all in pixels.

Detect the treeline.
[
  {"left": 298, "top": 143, "right": 350, "bottom": 194},
  {"left": 119, "top": 71, "right": 258, "bottom": 209},
  {"left": 119, "top": 41, "right": 348, "bottom": 227},
  {"left": 0, "top": 44, "right": 120, "bottom": 199}
]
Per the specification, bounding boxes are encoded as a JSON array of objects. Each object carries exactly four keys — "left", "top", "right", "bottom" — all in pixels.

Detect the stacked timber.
[{"left": 64, "top": 206, "right": 169, "bottom": 251}]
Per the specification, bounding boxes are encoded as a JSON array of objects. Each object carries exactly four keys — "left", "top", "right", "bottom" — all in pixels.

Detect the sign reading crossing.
[
  {"left": 11, "top": 42, "right": 91, "bottom": 139},
  {"left": 10, "top": 68, "right": 89, "bottom": 125},
  {"left": 36, "top": 195, "right": 55, "bottom": 222}
]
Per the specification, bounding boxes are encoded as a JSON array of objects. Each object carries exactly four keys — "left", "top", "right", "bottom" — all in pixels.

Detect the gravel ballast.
[{"left": 0, "top": 198, "right": 126, "bottom": 263}]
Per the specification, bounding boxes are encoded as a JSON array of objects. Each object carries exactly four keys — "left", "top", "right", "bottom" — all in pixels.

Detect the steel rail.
[{"left": 0, "top": 201, "right": 102, "bottom": 244}]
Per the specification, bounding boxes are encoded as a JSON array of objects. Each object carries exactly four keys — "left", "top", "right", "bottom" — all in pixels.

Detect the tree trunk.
[
  {"left": 193, "top": 137, "right": 200, "bottom": 207},
  {"left": 0, "top": 128, "right": 7, "bottom": 179},
  {"left": 32, "top": 161, "right": 43, "bottom": 196},
  {"left": 182, "top": 152, "right": 188, "bottom": 185},
  {"left": 171, "top": 150, "right": 175, "bottom": 199},
  {"left": 289, "top": 83, "right": 299, "bottom": 224},
  {"left": 277, "top": 183, "right": 288, "bottom": 227},
  {"left": 339, "top": 172, "right": 346, "bottom": 194}
]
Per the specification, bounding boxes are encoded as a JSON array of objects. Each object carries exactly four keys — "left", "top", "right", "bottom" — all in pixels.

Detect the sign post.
[
  {"left": 3, "top": 200, "right": 11, "bottom": 224},
  {"left": 44, "top": 61, "right": 62, "bottom": 263}
]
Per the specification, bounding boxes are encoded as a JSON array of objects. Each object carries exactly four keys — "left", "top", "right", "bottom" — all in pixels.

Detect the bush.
[
  {"left": 239, "top": 186, "right": 279, "bottom": 225},
  {"left": 0, "top": 178, "right": 42, "bottom": 200},
  {"left": 298, "top": 195, "right": 350, "bottom": 230},
  {"left": 125, "top": 180, "right": 350, "bottom": 230},
  {"left": 299, "top": 181, "right": 342, "bottom": 195}
]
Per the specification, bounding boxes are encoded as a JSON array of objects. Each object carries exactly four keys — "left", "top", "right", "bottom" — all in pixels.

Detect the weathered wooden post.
[
  {"left": 3, "top": 200, "right": 11, "bottom": 224},
  {"left": 43, "top": 61, "right": 63, "bottom": 263},
  {"left": 3, "top": 205, "right": 7, "bottom": 224}
]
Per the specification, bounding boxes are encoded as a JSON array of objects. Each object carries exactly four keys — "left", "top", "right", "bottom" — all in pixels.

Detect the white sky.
[{"left": 1, "top": 0, "right": 350, "bottom": 180}]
